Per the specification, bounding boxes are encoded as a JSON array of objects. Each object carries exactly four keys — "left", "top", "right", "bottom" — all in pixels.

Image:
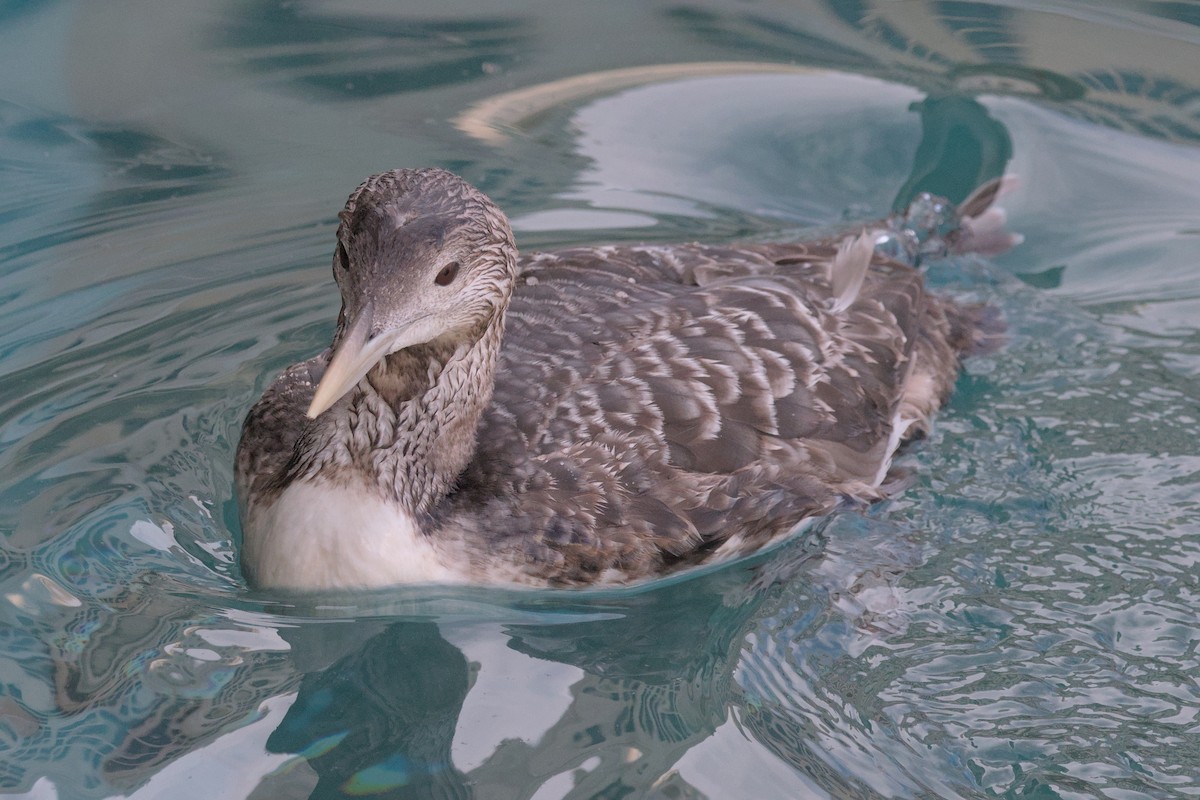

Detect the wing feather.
[{"left": 449, "top": 239, "right": 944, "bottom": 580}]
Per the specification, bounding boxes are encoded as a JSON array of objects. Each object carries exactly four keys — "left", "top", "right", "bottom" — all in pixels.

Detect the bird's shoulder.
[{"left": 235, "top": 352, "right": 329, "bottom": 502}]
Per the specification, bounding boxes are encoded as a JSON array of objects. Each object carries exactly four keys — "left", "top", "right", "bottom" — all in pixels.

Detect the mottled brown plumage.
[{"left": 235, "top": 168, "right": 1005, "bottom": 590}]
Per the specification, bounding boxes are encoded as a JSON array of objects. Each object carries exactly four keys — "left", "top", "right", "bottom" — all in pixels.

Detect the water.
[{"left": 1, "top": 1, "right": 1199, "bottom": 798}]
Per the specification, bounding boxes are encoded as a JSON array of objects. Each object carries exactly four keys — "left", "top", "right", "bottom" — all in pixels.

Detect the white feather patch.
[
  {"left": 829, "top": 230, "right": 876, "bottom": 313},
  {"left": 244, "top": 481, "right": 465, "bottom": 589}
]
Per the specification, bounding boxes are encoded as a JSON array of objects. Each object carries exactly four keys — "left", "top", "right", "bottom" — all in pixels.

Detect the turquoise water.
[{"left": 2, "top": 1, "right": 1199, "bottom": 797}]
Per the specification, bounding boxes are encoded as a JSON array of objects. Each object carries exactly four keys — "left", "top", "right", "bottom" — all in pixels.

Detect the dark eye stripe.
[{"left": 435, "top": 261, "right": 460, "bottom": 286}]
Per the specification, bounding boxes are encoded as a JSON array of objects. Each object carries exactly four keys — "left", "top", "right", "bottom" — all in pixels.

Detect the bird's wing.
[
  {"left": 488, "top": 241, "right": 926, "bottom": 483},
  {"left": 446, "top": 240, "right": 951, "bottom": 584}
]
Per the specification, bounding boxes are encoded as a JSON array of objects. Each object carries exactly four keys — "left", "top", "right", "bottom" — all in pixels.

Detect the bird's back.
[{"left": 440, "top": 239, "right": 977, "bottom": 585}]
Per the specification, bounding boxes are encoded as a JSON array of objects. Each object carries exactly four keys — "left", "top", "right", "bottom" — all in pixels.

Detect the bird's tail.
[
  {"left": 873, "top": 175, "right": 1023, "bottom": 266},
  {"left": 953, "top": 176, "right": 1024, "bottom": 257}
]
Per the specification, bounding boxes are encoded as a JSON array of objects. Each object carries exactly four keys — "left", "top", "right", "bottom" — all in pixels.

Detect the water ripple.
[{"left": 2, "top": 3, "right": 1200, "bottom": 798}]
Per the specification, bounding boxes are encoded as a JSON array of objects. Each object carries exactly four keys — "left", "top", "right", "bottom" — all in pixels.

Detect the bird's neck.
[{"left": 296, "top": 318, "right": 503, "bottom": 517}]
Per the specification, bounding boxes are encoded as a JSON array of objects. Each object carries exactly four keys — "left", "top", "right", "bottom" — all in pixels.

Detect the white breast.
[{"left": 242, "top": 481, "right": 467, "bottom": 590}]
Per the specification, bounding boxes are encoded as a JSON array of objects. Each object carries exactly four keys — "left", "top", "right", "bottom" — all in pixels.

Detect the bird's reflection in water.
[
  {"left": 247, "top": 534, "right": 835, "bottom": 799},
  {"left": 33, "top": 527, "right": 910, "bottom": 798},
  {"left": 263, "top": 621, "right": 472, "bottom": 799}
]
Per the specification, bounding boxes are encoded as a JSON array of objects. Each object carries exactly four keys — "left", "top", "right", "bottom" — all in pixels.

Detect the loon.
[{"left": 235, "top": 168, "right": 1010, "bottom": 590}]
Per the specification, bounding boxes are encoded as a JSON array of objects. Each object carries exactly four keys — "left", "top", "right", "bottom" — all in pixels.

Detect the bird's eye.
[
  {"left": 435, "top": 261, "right": 460, "bottom": 286},
  {"left": 335, "top": 241, "right": 350, "bottom": 271}
]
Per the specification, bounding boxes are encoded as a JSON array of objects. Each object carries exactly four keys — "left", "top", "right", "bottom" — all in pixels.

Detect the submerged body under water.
[{"left": 1, "top": 1, "right": 1200, "bottom": 798}]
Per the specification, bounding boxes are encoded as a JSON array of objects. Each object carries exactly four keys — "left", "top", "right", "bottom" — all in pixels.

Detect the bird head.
[{"left": 306, "top": 168, "right": 517, "bottom": 419}]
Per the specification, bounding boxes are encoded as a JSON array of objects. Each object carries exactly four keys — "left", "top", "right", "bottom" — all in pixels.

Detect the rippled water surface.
[{"left": 2, "top": 2, "right": 1199, "bottom": 798}]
